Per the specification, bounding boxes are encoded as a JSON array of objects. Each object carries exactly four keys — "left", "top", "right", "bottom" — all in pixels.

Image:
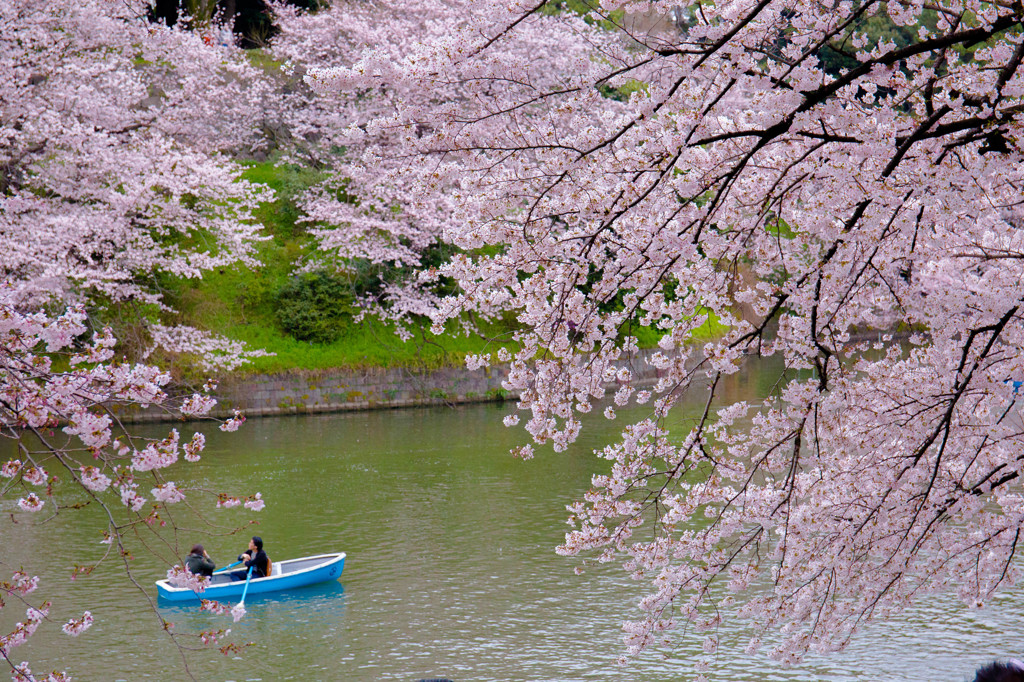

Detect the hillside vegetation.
[{"left": 151, "top": 158, "right": 726, "bottom": 379}]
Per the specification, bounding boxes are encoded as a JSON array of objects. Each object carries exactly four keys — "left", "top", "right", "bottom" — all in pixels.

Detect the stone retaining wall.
[
  {"left": 212, "top": 363, "right": 514, "bottom": 417},
  {"left": 113, "top": 348, "right": 669, "bottom": 423}
]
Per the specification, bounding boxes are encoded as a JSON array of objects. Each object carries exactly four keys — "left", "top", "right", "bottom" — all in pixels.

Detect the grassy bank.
[{"left": 155, "top": 158, "right": 726, "bottom": 379}]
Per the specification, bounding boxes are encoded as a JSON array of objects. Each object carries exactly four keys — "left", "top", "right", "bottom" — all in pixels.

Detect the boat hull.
[{"left": 156, "top": 552, "right": 345, "bottom": 602}]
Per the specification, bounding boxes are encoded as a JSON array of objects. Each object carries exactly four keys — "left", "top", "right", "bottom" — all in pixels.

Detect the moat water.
[{"left": 1, "top": 360, "right": 1021, "bottom": 681}]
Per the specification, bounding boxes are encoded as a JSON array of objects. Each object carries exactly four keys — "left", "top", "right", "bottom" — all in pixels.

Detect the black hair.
[
  {"left": 252, "top": 536, "right": 263, "bottom": 551},
  {"left": 972, "top": 660, "right": 1024, "bottom": 682},
  {"left": 190, "top": 544, "right": 204, "bottom": 555}
]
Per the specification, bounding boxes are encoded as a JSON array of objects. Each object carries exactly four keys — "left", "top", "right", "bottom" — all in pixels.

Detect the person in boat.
[
  {"left": 185, "top": 544, "right": 215, "bottom": 577},
  {"left": 230, "top": 535, "right": 270, "bottom": 580}
]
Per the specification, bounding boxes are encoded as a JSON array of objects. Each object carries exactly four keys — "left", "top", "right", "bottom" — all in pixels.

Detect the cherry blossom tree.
[
  {"left": 305, "top": 0, "right": 1024, "bottom": 674},
  {"left": 269, "top": 1, "right": 620, "bottom": 333},
  {"left": 1, "top": 0, "right": 276, "bottom": 370},
  {"left": 1, "top": 1, "right": 273, "bottom": 677}
]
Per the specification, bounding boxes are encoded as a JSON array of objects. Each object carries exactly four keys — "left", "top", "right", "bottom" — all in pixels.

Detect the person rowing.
[{"left": 230, "top": 536, "right": 270, "bottom": 580}]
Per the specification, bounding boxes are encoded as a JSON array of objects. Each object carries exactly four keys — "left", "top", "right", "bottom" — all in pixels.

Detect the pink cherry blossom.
[
  {"left": 1, "top": 460, "right": 22, "bottom": 478},
  {"left": 219, "top": 411, "right": 246, "bottom": 433},
  {"left": 183, "top": 432, "right": 206, "bottom": 462},
  {"left": 166, "top": 566, "right": 210, "bottom": 593},
  {"left": 17, "top": 494, "right": 44, "bottom": 512},
  {"left": 63, "top": 412, "right": 113, "bottom": 450},
  {"left": 117, "top": 483, "right": 146, "bottom": 513},
  {"left": 130, "top": 431, "right": 180, "bottom": 472},
  {"left": 78, "top": 467, "right": 112, "bottom": 493},
  {"left": 148, "top": 326, "right": 273, "bottom": 374},
  {"left": 1, "top": 605, "right": 48, "bottom": 656},
  {"left": 4, "top": 572, "right": 40, "bottom": 597},
  {"left": 243, "top": 493, "right": 265, "bottom": 512},
  {"left": 199, "top": 628, "right": 231, "bottom": 645},
  {"left": 1, "top": 0, "right": 274, "bottom": 368},
  {"left": 199, "top": 599, "right": 229, "bottom": 616},
  {"left": 22, "top": 467, "right": 47, "bottom": 486},
  {"left": 61, "top": 612, "right": 93, "bottom": 637},
  {"left": 179, "top": 394, "right": 218, "bottom": 418},
  {"left": 152, "top": 482, "right": 186, "bottom": 504}
]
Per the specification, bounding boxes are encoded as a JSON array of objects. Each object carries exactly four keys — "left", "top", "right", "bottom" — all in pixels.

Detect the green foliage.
[
  {"left": 227, "top": 314, "right": 512, "bottom": 374},
  {"left": 950, "top": 13, "right": 1024, "bottom": 63},
  {"left": 625, "top": 306, "right": 728, "bottom": 348},
  {"left": 540, "top": 0, "right": 597, "bottom": 17},
  {"left": 275, "top": 270, "right": 354, "bottom": 344},
  {"left": 410, "top": 239, "right": 463, "bottom": 298},
  {"left": 340, "top": 258, "right": 385, "bottom": 300},
  {"left": 155, "top": 158, "right": 527, "bottom": 374},
  {"left": 765, "top": 214, "right": 795, "bottom": 239},
  {"left": 244, "top": 49, "right": 286, "bottom": 75},
  {"left": 540, "top": 0, "right": 624, "bottom": 28},
  {"left": 241, "top": 159, "right": 326, "bottom": 241},
  {"left": 333, "top": 237, "right": 464, "bottom": 306},
  {"left": 597, "top": 78, "right": 648, "bottom": 102},
  {"left": 566, "top": 261, "right": 728, "bottom": 349},
  {"left": 486, "top": 387, "right": 511, "bottom": 401},
  {"left": 813, "top": 5, "right": 938, "bottom": 78}
]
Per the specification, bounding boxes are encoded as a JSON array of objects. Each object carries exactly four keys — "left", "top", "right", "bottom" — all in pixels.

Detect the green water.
[{"left": 0, "top": 364, "right": 1021, "bottom": 681}]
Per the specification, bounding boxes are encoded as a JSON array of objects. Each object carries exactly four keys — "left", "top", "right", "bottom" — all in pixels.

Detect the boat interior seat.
[{"left": 271, "top": 562, "right": 282, "bottom": 576}]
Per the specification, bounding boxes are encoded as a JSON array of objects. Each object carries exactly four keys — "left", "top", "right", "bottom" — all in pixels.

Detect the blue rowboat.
[{"left": 156, "top": 552, "right": 345, "bottom": 602}]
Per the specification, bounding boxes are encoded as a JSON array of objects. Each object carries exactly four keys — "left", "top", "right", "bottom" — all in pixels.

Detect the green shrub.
[{"left": 275, "top": 271, "right": 353, "bottom": 343}]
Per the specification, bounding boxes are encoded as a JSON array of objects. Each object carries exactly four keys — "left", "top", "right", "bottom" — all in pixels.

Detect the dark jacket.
[
  {"left": 185, "top": 552, "right": 215, "bottom": 577},
  {"left": 239, "top": 548, "right": 270, "bottom": 578}
]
